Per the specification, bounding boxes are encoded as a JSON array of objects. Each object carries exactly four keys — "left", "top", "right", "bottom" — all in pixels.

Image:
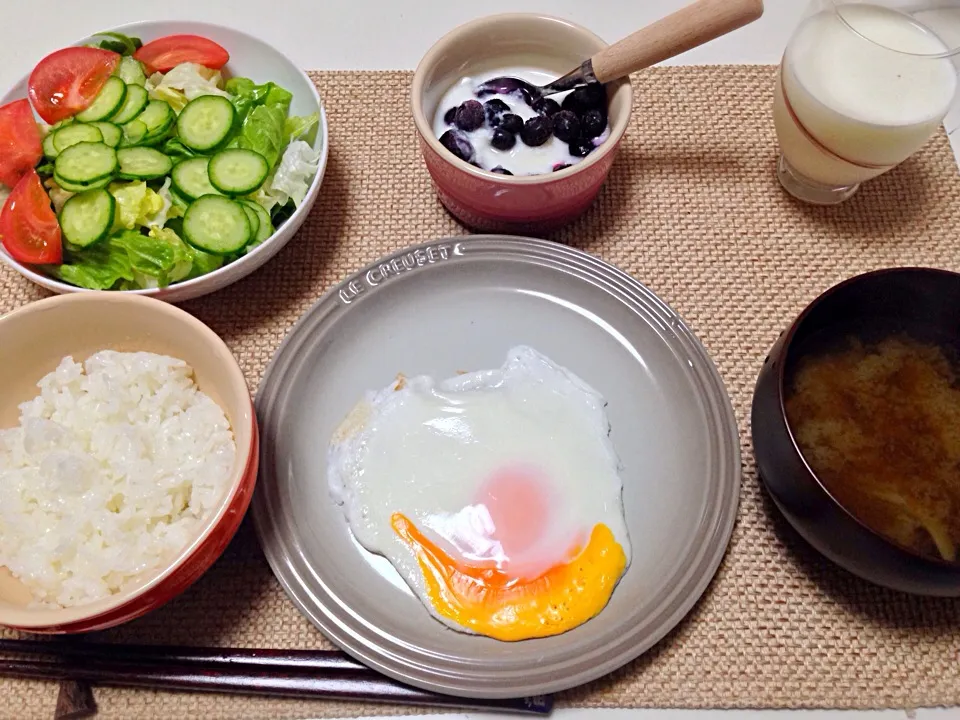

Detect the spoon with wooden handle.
[{"left": 477, "top": 0, "right": 764, "bottom": 101}]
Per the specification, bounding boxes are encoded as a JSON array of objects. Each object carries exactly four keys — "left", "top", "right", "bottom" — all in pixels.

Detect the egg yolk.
[
  {"left": 475, "top": 465, "right": 553, "bottom": 561},
  {"left": 391, "top": 512, "right": 627, "bottom": 641}
]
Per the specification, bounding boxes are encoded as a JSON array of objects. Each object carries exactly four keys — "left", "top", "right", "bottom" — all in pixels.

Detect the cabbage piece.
[
  {"left": 258, "top": 140, "right": 322, "bottom": 211},
  {"left": 151, "top": 178, "right": 184, "bottom": 230},
  {"left": 146, "top": 63, "right": 230, "bottom": 112}
]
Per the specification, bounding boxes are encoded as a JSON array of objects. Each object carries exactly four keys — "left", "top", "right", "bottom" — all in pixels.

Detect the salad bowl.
[{"left": 0, "top": 21, "right": 329, "bottom": 303}]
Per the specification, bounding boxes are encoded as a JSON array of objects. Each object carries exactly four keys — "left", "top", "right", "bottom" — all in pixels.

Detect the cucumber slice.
[
  {"left": 119, "top": 120, "right": 148, "bottom": 148},
  {"left": 58, "top": 189, "right": 115, "bottom": 248},
  {"left": 208, "top": 149, "right": 269, "bottom": 196},
  {"left": 53, "top": 124, "right": 103, "bottom": 152},
  {"left": 238, "top": 199, "right": 273, "bottom": 243},
  {"left": 171, "top": 157, "right": 221, "bottom": 200},
  {"left": 176, "top": 96, "right": 235, "bottom": 152},
  {"left": 89, "top": 122, "right": 122, "bottom": 148},
  {"left": 182, "top": 195, "right": 252, "bottom": 255},
  {"left": 54, "top": 142, "right": 117, "bottom": 185},
  {"left": 53, "top": 173, "right": 113, "bottom": 193},
  {"left": 116, "top": 56, "right": 146, "bottom": 86},
  {"left": 136, "top": 100, "right": 175, "bottom": 138},
  {"left": 238, "top": 202, "right": 259, "bottom": 238},
  {"left": 76, "top": 77, "right": 127, "bottom": 123},
  {"left": 117, "top": 147, "right": 173, "bottom": 180},
  {"left": 42, "top": 133, "right": 59, "bottom": 159},
  {"left": 110, "top": 84, "right": 149, "bottom": 124}
]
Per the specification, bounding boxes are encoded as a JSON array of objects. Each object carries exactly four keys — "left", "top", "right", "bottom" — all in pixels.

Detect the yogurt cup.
[{"left": 411, "top": 13, "right": 634, "bottom": 234}]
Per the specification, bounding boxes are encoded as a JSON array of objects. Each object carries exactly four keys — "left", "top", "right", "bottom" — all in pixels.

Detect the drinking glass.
[{"left": 774, "top": 0, "right": 960, "bottom": 205}]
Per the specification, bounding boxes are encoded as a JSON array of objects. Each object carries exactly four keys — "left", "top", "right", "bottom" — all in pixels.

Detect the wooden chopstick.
[{"left": 0, "top": 640, "right": 553, "bottom": 715}]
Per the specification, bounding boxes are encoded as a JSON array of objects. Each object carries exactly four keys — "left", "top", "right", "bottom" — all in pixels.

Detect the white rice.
[{"left": 0, "top": 351, "right": 236, "bottom": 608}]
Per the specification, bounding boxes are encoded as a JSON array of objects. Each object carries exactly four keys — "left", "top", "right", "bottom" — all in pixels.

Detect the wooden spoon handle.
[{"left": 590, "top": 0, "right": 764, "bottom": 83}]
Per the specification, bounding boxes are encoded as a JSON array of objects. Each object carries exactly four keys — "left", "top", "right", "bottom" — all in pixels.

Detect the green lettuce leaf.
[
  {"left": 162, "top": 138, "right": 199, "bottom": 159},
  {"left": 48, "top": 248, "right": 135, "bottom": 290},
  {"left": 52, "top": 226, "right": 222, "bottom": 291},
  {"left": 109, "top": 181, "right": 165, "bottom": 230},
  {"left": 237, "top": 105, "right": 286, "bottom": 169},
  {"left": 186, "top": 247, "right": 225, "bottom": 279},
  {"left": 225, "top": 78, "right": 292, "bottom": 118},
  {"left": 90, "top": 31, "right": 142, "bottom": 56},
  {"left": 284, "top": 112, "right": 319, "bottom": 145},
  {"left": 225, "top": 77, "right": 296, "bottom": 167},
  {"left": 109, "top": 230, "right": 184, "bottom": 287}
]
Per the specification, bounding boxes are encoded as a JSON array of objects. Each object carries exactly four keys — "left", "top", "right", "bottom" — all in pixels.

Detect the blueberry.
[
  {"left": 561, "top": 83, "right": 607, "bottom": 115},
  {"left": 443, "top": 106, "right": 457, "bottom": 125},
  {"left": 484, "top": 99, "right": 510, "bottom": 125},
  {"left": 553, "top": 163, "right": 571, "bottom": 172},
  {"left": 560, "top": 92, "right": 586, "bottom": 115},
  {"left": 499, "top": 113, "right": 523, "bottom": 134},
  {"left": 491, "top": 166, "right": 513, "bottom": 175},
  {"left": 577, "top": 82, "right": 607, "bottom": 109},
  {"left": 581, "top": 109, "right": 607, "bottom": 139},
  {"left": 491, "top": 128, "right": 516, "bottom": 151},
  {"left": 533, "top": 97, "right": 561, "bottom": 117},
  {"left": 476, "top": 77, "right": 537, "bottom": 105},
  {"left": 520, "top": 116, "right": 552, "bottom": 147},
  {"left": 439, "top": 130, "right": 475, "bottom": 162},
  {"left": 568, "top": 139, "right": 594, "bottom": 157},
  {"left": 551, "top": 110, "right": 581, "bottom": 143},
  {"left": 454, "top": 100, "right": 485, "bottom": 131}
]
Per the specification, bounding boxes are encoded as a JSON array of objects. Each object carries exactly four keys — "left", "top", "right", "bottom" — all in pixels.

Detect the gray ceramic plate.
[{"left": 253, "top": 236, "right": 740, "bottom": 699}]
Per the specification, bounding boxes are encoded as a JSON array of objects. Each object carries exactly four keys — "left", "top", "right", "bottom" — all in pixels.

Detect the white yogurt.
[{"left": 433, "top": 67, "right": 610, "bottom": 176}]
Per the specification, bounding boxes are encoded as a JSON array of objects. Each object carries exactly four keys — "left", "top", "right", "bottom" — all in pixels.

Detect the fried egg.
[{"left": 328, "top": 346, "right": 631, "bottom": 641}]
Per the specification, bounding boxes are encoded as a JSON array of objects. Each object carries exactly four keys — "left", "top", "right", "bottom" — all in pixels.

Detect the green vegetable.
[
  {"left": 186, "top": 247, "right": 225, "bottom": 279},
  {"left": 146, "top": 63, "right": 228, "bottom": 113},
  {"left": 270, "top": 200, "right": 297, "bottom": 225},
  {"left": 236, "top": 105, "right": 286, "bottom": 169},
  {"left": 225, "top": 77, "right": 298, "bottom": 166},
  {"left": 52, "top": 226, "right": 222, "bottom": 290},
  {"left": 284, "top": 112, "right": 319, "bottom": 145},
  {"left": 49, "top": 249, "right": 134, "bottom": 290},
  {"left": 91, "top": 31, "right": 143, "bottom": 56},
  {"left": 109, "top": 181, "right": 164, "bottom": 230},
  {"left": 162, "top": 138, "right": 199, "bottom": 159},
  {"left": 226, "top": 78, "right": 292, "bottom": 122}
]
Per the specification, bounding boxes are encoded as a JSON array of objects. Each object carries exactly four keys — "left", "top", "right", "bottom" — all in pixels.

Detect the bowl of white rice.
[{"left": 0, "top": 293, "right": 257, "bottom": 633}]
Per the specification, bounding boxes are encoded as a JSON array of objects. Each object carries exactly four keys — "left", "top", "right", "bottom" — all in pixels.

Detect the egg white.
[{"left": 327, "top": 345, "right": 632, "bottom": 634}]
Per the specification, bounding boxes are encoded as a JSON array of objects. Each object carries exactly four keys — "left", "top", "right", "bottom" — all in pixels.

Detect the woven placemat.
[{"left": 3, "top": 66, "right": 960, "bottom": 720}]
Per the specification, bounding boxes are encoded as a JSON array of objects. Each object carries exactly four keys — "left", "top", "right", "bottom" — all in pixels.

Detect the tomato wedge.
[
  {"left": 134, "top": 35, "right": 230, "bottom": 73},
  {"left": 0, "top": 100, "right": 43, "bottom": 189},
  {"left": 0, "top": 170, "right": 62, "bottom": 265},
  {"left": 29, "top": 47, "right": 120, "bottom": 124}
]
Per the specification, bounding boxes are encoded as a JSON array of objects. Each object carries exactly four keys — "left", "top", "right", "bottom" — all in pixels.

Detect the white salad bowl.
[{"left": 0, "top": 20, "right": 328, "bottom": 303}]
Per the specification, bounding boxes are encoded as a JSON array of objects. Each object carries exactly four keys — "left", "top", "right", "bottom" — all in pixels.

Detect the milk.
[{"left": 774, "top": 4, "right": 957, "bottom": 188}]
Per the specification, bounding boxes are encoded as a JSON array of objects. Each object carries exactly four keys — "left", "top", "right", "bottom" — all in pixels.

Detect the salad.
[{"left": 0, "top": 32, "right": 321, "bottom": 290}]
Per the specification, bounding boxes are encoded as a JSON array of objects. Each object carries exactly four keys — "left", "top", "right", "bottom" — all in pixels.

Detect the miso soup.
[{"left": 786, "top": 334, "right": 960, "bottom": 562}]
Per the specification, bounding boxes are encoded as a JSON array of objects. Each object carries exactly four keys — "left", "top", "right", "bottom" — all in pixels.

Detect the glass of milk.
[{"left": 774, "top": 0, "right": 960, "bottom": 205}]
